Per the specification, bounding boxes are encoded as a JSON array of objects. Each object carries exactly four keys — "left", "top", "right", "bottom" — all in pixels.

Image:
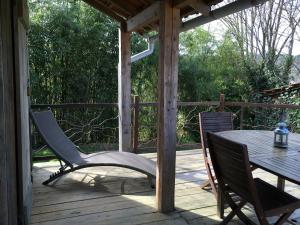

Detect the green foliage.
[
  {"left": 29, "top": 0, "right": 119, "bottom": 104},
  {"left": 178, "top": 28, "right": 250, "bottom": 102},
  {"left": 29, "top": 1, "right": 299, "bottom": 149},
  {"left": 131, "top": 34, "right": 159, "bottom": 103}
]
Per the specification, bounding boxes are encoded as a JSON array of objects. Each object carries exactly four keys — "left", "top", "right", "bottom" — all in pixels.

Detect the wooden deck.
[{"left": 31, "top": 149, "right": 300, "bottom": 225}]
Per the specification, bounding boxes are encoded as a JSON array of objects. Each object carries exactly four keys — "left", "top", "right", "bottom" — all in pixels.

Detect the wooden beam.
[
  {"left": 156, "top": 1, "right": 180, "bottom": 213},
  {"left": 17, "top": 0, "right": 29, "bottom": 29},
  {"left": 84, "top": 0, "right": 125, "bottom": 23},
  {"left": 174, "top": 0, "right": 210, "bottom": 16},
  {"left": 188, "top": 0, "right": 210, "bottom": 16},
  {"left": 118, "top": 23, "right": 132, "bottom": 152},
  {"left": 126, "top": 1, "right": 160, "bottom": 32},
  {"left": 109, "top": 0, "right": 138, "bottom": 16},
  {"left": 181, "top": 0, "right": 269, "bottom": 32}
]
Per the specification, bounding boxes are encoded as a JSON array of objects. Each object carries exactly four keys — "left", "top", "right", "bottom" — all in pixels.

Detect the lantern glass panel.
[
  {"left": 275, "top": 134, "right": 281, "bottom": 142},
  {"left": 283, "top": 135, "right": 287, "bottom": 143}
]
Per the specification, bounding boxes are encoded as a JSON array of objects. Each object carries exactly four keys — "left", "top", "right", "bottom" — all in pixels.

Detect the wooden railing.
[{"left": 31, "top": 94, "right": 300, "bottom": 156}]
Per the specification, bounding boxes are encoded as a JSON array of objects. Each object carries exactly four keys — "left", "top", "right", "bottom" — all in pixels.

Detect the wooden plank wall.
[
  {"left": 0, "top": 0, "right": 19, "bottom": 224},
  {"left": 14, "top": 0, "right": 32, "bottom": 224},
  {"left": 0, "top": 0, "right": 32, "bottom": 224}
]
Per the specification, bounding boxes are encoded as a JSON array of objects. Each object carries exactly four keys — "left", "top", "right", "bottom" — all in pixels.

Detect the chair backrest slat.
[
  {"left": 30, "top": 110, "right": 85, "bottom": 166},
  {"left": 206, "top": 132, "right": 259, "bottom": 204},
  {"left": 199, "top": 112, "right": 233, "bottom": 150}
]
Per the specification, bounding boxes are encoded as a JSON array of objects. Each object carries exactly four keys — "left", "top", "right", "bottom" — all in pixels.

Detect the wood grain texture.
[
  {"left": 218, "top": 93, "right": 225, "bottom": 112},
  {"left": 132, "top": 95, "right": 140, "bottom": 153},
  {"left": 82, "top": 0, "right": 222, "bottom": 32},
  {"left": 84, "top": 0, "right": 126, "bottom": 22},
  {"left": 198, "top": 111, "right": 233, "bottom": 213},
  {"left": 30, "top": 150, "right": 300, "bottom": 225},
  {"left": 118, "top": 24, "right": 132, "bottom": 152},
  {"left": 207, "top": 132, "right": 300, "bottom": 225},
  {"left": 156, "top": 0, "right": 180, "bottom": 213},
  {"left": 217, "top": 130, "right": 300, "bottom": 185},
  {"left": 126, "top": 1, "right": 159, "bottom": 32},
  {"left": 0, "top": 0, "right": 19, "bottom": 224},
  {"left": 174, "top": 0, "right": 210, "bottom": 16},
  {"left": 14, "top": 0, "right": 33, "bottom": 221}
]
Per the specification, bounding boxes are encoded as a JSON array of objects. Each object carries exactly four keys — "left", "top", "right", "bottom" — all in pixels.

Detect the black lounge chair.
[{"left": 30, "top": 110, "right": 156, "bottom": 185}]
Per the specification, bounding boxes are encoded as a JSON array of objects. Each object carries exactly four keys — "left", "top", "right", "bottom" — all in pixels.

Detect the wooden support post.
[
  {"left": 219, "top": 94, "right": 225, "bottom": 112},
  {"left": 118, "top": 23, "right": 132, "bottom": 152},
  {"left": 0, "top": 1, "right": 18, "bottom": 224},
  {"left": 240, "top": 106, "right": 245, "bottom": 129},
  {"left": 1, "top": 0, "right": 32, "bottom": 224},
  {"left": 156, "top": 1, "right": 180, "bottom": 213},
  {"left": 132, "top": 95, "right": 140, "bottom": 153}
]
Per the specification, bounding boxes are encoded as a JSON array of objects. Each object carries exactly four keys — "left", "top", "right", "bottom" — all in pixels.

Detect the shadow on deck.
[{"left": 31, "top": 149, "right": 300, "bottom": 225}]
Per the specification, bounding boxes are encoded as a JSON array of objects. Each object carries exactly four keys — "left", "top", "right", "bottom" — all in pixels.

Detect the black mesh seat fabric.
[{"left": 31, "top": 110, "right": 156, "bottom": 185}]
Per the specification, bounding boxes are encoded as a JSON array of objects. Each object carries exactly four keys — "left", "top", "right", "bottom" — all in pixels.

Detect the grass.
[
  {"left": 33, "top": 142, "right": 199, "bottom": 162},
  {"left": 33, "top": 143, "right": 119, "bottom": 161}
]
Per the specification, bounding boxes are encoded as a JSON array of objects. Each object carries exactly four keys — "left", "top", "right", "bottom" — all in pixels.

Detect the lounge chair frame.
[{"left": 30, "top": 110, "right": 156, "bottom": 186}]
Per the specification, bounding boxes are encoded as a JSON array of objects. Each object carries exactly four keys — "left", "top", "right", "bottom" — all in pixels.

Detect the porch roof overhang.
[
  {"left": 83, "top": 0, "right": 268, "bottom": 34},
  {"left": 81, "top": 0, "right": 270, "bottom": 214}
]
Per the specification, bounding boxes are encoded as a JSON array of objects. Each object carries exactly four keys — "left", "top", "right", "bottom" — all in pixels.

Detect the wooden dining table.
[{"left": 216, "top": 130, "right": 300, "bottom": 188}]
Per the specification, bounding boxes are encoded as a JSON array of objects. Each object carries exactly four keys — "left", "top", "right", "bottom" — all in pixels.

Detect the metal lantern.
[{"left": 274, "top": 122, "right": 289, "bottom": 148}]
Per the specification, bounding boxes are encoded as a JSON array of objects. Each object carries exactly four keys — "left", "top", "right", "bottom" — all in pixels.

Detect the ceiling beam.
[
  {"left": 148, "top": 0, "right": 269, "bottom": 42},
  {"left": 174, "top": 0, "right": 210, "bottom": 16},
  {"left": 188, "top": 0, "right": 210, "bottom": 16},
  {"left": 181, "top": 0, "right": 269, "bottom": 32},
  {"left": 126, "top": 1, "right": 160, "bottom": 32},
  {"left": 84, "top": 0, "right": 125, "bottom": 23},
  {"left": 109, "top": 0, "right": 138, "bottom": 16}
]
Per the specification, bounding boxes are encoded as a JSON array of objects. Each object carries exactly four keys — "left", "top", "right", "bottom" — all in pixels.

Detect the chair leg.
[
  {"left": 217, "top": 187, "right": 225, "bottom": 219},
  {"left": 220, "top": 200, "right": 246, "bottom": 225},
  {"left": 236, "top": 210, "right": 256, "bottom": 225},
  {"left": 250, "top": 165, "right": 257, "bottom": 171},
  {"left": 200, "top": 179, "right": 211, "bottom": 190},
  {"left": 274, "top": 212, "right": 293, "bottom": 225},
  {"left": 227, "top": 199, "right": 255, "bottom": 225},
  {"left": 147, "top": 175, "right": 155, "bottom": 188},
  {"left": 43, "top": 167, "right": 74, "bottom": 185},
  {"left": 222, "top": 193, "right": 256, "bottom": 225},
  {"left": 257, "top": 216, "right": 270, "bottom": 225}
]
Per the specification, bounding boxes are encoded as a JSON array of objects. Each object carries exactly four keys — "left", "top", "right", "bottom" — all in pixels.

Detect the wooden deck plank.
[{"left": 31, "top": 149, "right": 300, "bottom": 225}]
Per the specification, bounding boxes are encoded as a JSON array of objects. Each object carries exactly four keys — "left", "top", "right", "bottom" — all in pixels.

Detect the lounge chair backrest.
[
  {"left": 206, "top": 132, "right": 260, "bottom": 206},
  {"left": 30, "top": 110, "right": 84, "bottom": 166}
]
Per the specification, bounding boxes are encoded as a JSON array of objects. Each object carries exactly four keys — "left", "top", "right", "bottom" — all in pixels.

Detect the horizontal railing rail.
[{"left": 31, "top": 94, "right": 300, "bottom": 161}]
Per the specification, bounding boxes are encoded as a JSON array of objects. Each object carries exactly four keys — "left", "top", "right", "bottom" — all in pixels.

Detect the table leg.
[{"left": 277, "top": 177, "right": 285, "bottom": 191}]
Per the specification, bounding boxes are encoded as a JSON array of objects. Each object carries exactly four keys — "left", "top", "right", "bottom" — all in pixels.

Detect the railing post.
[
  {"left": 240, "top": 106, "right": 245, "bottom": 129},
  {"left": 132, "top": 95, "right": 140, "bottom": 153},
  {"left": 219, "top": 94, "right": 225, "bottom": 112}
]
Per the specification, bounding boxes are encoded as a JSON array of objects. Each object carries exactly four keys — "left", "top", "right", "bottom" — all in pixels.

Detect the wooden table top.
[{"left": 216, "top": 130, "right": 300, "bottom": 185}]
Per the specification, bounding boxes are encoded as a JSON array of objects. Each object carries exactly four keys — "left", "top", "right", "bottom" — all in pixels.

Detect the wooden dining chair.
[
  {"left": 199, "top": 112, "right": 233, "bottom": 216},
  {"left": 207, "top": 132, "right": 300, "bottom": 225}
]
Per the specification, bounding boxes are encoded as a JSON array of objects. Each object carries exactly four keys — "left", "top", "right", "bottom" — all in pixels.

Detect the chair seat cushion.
[{"left": 254, "top": 178, "right": 300, "bottom": 217}]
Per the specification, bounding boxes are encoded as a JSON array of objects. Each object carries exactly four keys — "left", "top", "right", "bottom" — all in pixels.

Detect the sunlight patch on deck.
[{"left": 31, "top": 150, "right": 299, "bottom": 225}]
